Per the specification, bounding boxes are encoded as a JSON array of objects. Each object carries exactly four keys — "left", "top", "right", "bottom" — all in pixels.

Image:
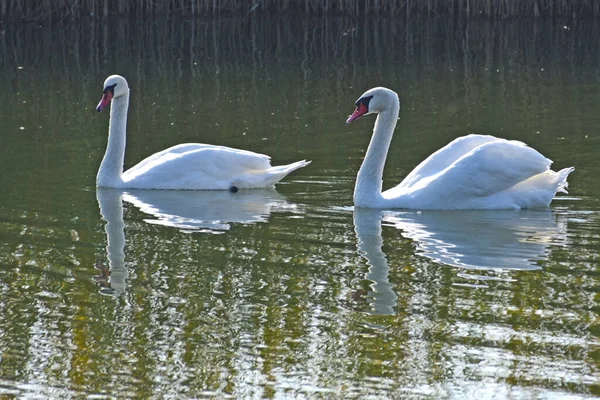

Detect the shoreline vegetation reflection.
[
  {"left": 3, "top": 16, "right": 597, "bottom": 187},
  {"left": 2, "top": 0, "right": 600, "bottom": 21},
  {"left": 4, "top": 17, "right": 600, "bottom": 80}
]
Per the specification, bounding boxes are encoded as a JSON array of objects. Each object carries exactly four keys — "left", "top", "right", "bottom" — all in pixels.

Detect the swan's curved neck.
[
  {"left": 97, "top": 91, "right": 129, "bottom": 187},
  {"left": 354, "top": 102, "right": 400, "bottom": 207}
]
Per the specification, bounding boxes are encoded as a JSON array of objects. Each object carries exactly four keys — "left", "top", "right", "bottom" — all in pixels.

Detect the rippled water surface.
[{"left": 0, "top": 16, "right": 599, "bottom": 398}]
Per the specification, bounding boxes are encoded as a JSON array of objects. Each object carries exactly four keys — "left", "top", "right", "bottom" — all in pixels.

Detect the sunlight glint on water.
[{"left": 0, "top": 16, "right": 598, "bottom": 398}]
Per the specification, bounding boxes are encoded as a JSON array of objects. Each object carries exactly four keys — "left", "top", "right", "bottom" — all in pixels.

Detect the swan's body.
[
  {"left": 346, "top": 87, "right": 574, "bottom": 210},
  {"left": 96, "top": 75, "right": 310, "bottom": 190}
]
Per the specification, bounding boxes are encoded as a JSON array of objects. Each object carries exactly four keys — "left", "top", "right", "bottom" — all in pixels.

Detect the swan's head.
[
  {"left": 346, "top": 87, "right": 399, "bottom": 123},
  {"left": 96, "top": 75, "right": 129, "bottom": 112}
]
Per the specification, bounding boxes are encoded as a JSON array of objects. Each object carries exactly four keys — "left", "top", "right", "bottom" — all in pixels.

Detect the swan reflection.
[
  {"left": 353, "top": 208, "right": 398, "bottom": 315},
  {"left": 96, "top": 188, "right": 128, "bottom": 297},
  {"left": 353, "top": 208, "right": 567, "bottom": 313},
  {"left": 121, "top": 189, "right": 296, "bottom": 232},
  {"left": 381, "top": 209, "right": 567, "bottom": 271},
  {"left": 96, "top": 188, "right": 299, "bottom": 296}
]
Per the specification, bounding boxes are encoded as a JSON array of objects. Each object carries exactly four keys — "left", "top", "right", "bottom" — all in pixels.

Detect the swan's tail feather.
[
  {"left": 264, "top": 160, "right": 312, "bottom": 186},
  {"left": 556, "top": 166, "right": 575, "bottom": 194},
  {"left": 269, "top": 160, "right": 311, "bottom": 175},
  {"left": 504, "top": 166, "right": 574, "bottom": 209},
  {"left": 233, "top": 160, "right": 311, "bottom": 189}
]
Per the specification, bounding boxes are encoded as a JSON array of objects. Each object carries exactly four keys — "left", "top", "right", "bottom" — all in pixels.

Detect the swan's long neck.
[
  {"left": 97, "top": 91, "right": 129, "bottom": 187},
  {"left": 354, "top": 102, "right": 400, "bottom": 207}
]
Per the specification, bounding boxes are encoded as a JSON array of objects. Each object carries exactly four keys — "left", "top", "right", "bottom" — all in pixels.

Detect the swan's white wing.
[
  {"left": 399, "top": 134, "right": 504, "bottom": 189},
  {"left": 122, "top": 144, "right": 273, "bottom": 189},
  {"left": 387, "top": 139, "right": 552, "bottom": 205},
  {"left": 444, "top": 140, "right": 552, "bottom": 197},
  {"left": 126, "top": 143, "right": 270, "bottom": 176}
]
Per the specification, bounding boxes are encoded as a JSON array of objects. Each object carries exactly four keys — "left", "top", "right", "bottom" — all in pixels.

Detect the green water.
[{"left": 0, "top": 16, "right": 599, "bottom": 398}]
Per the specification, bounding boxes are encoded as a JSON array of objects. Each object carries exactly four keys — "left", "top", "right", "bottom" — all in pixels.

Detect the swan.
[
  {"left": 346, "top": 87, "right": 574, "bottom": 210},
  {"left": 96, "top": 75, "right": 310, "bottom": 190}
]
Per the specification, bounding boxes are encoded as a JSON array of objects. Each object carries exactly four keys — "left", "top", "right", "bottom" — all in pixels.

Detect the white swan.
[
  {"left": 346, "top": 87, "right": 574, "bottom": 210},
  {"left": 96, "top": 75, "right": 310, "bottom": 190}
]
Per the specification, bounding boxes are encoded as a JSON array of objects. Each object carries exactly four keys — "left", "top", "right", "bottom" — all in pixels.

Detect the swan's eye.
[
  {"left": 103, "top": 83, "right": 117, "bottom": 94},
  {"left": 347, "top": 95, "right": 374, "bottom": 123},
  {"left": 355, "top": 95, "right": 373, "bottom": 110},
  {"left": 97, "top": 83, "right": 118, "bottom": 112}
]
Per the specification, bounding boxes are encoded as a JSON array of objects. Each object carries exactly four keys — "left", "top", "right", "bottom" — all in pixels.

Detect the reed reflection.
[
  {"left": 96, "top": 188, "right": 301, "bottom": 295},
  {"left": 3, "top": 17, "right": 598, "bottom": 93}
]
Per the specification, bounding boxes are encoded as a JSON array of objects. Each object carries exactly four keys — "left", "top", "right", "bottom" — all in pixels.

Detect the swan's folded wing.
[
  {"left": 430, "top": 140, "right": 553, "bottom": 198},
  {"left": 126, "top": 143, "right": 271, "bottom": 177},
  {"left": 388, "top": 139, "right": 553, "bottom": 205},
  {"left": 182, "top": 145, "right": 273, "bottom": 178},
  {"left": 123, "top": 144, "right": 273, "bottom": 187},
  {"left": 399, "top": 134, "right": 504, "bottom": 189}
]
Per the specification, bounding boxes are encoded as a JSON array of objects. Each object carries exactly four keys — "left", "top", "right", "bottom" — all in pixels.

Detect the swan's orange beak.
[
  {"left": 346, "top": 103, "right": 368, "bottom": 123},
  {"left": 96, "top": 91, "right": 113, "bottom": 112}
]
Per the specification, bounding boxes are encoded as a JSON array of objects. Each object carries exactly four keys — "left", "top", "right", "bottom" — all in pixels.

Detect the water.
[{"left": 0, "top": 16, "right": 599, "bottom": 398}]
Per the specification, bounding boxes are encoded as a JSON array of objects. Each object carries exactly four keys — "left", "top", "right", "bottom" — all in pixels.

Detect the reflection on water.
[
  {"left": 353, "top": 208, "right": 397, "bottom": 315},
  {"left": 0, "top": 15, "right": 599, "bottom": 399},
  {"left": 96, "top": 188, "right": 128, "bottom": 296},
  {"left": 382, "top": 209, "right": 568, "bottom": 271},
  {"left": 122, "top": 189, "right": 299, "bottom": 232},
  {"left": 96, "top": 188, "right": 301, "bottom": 295},
  {"left": 353, "top": 207, "right": 569, "bottom": 312}
]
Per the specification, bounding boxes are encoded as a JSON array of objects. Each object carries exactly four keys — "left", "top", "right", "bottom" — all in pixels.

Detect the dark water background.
[{"left": 0, "top": 16, "right": 599, "bottom": 398}]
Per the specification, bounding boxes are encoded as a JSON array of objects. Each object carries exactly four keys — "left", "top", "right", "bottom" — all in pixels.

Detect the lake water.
[{"left": 0, "top": 16, "right": 599, "bottom": 398}]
